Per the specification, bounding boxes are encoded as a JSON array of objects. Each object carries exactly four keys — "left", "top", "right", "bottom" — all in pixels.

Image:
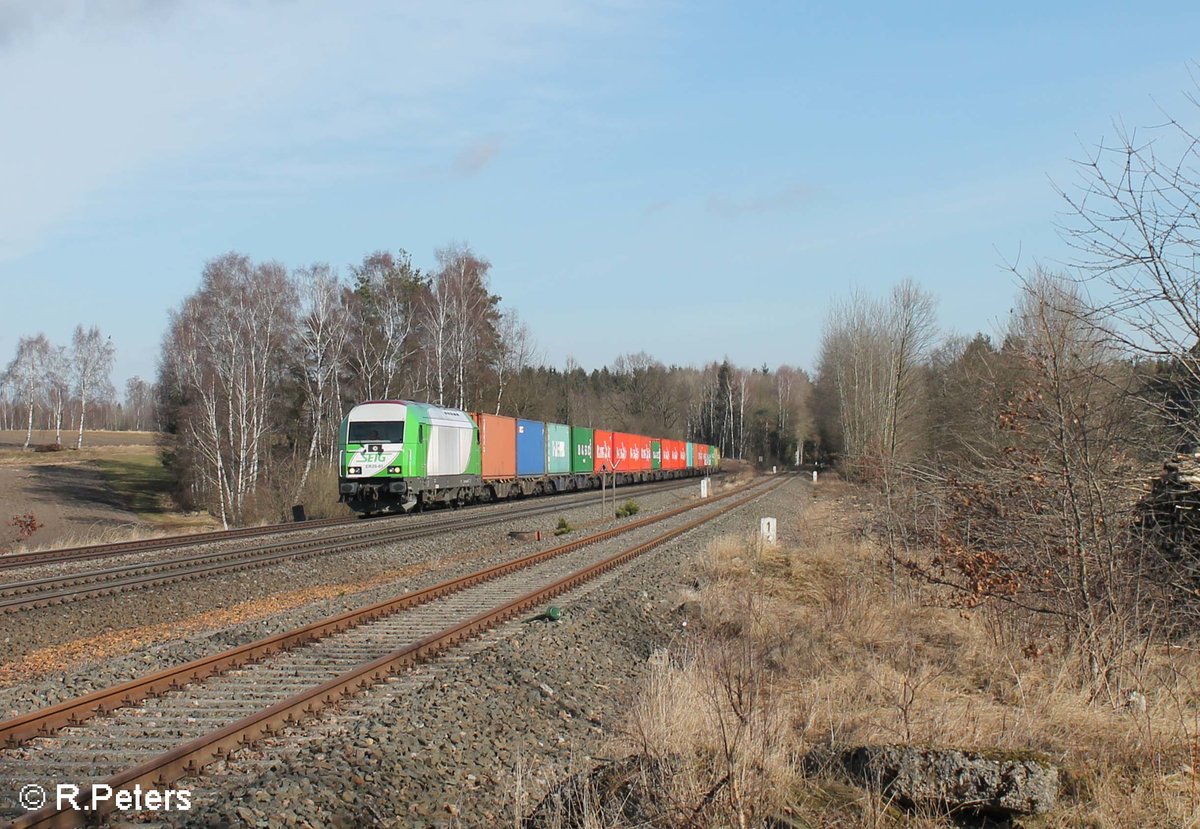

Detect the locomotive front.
[{"left": 338, "top": 401, "right": 410, "bottom": 515}]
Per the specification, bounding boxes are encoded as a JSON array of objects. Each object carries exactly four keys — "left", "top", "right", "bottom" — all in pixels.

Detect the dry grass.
[{"left": 613, "top": 479, "right": 1200, "bottom": 827}]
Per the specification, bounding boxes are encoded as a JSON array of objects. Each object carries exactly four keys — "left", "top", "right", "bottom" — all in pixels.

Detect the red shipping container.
[
  {"left": 628, "top": 434, "right": 648, "bottom": 472},
  {"left": 641, "top": 435, "right": 654, "bottom": 468},
  {"left": 674, "top": 440, "right": 687, "bottom": 469},
  {"left": 475, "top": 413, "right": 516, "bottom": 479},
  {"left": 663, "top": 439, "right": 684, "bottom": 470},
  {"left": 622, "top": 433, "right": 650, "bottom": 473},
  {"left": 594, "top": 429, "right": 614, "bottom": 474},
  {"left": 696, "top": 443, "right": 710, "bottom": 468}
]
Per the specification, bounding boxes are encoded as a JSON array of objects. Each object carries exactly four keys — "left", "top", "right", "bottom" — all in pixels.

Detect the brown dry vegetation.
[{"left": 615, "top": 479, "right": 1200, "bottom": 828}]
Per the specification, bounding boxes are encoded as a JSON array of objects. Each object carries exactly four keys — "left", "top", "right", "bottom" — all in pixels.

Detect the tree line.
[
  {"left": 153, "top": 244, "right": 812, "bottom": 527},
  {"left": 0, "top": 326, "right": 145, "bottom": 447},
  {"left": 809, "top": 97, "right": 1200, "bottom": 693}
]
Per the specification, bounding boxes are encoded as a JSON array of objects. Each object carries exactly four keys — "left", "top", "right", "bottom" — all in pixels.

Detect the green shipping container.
[
  {"left": 546, "top": 423, "right": 571, "bottom": 474},
  {"left": 710, "top": 445, "right": 719, "bottom": 468},
  {"left": 686, "top": 442, "right": 694, "bottom": 468},
  {"left": 651, "top": 440, "right": 661, "bottom": 470},
  {"left": 570, "top": 426, "right": 594, "bottom": 473}
]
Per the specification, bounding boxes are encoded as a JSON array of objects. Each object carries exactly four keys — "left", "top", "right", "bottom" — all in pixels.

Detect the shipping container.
[
  {"left": 710, "top": 445, "right": 720, "bottom": 468},
  {"left": 516, "top": 419, "right": 546, "bottom": 476},
  {"left": 570, "top": 426, "right": 594, "bottom": 473},
  {"left": 612, "top": 432, "right": 647, "bottom": 473},
  {"left": 659, "top": 439, "right": 676, "bottom": 470},
  {"left": 546, "top": 422, "right": 571, "bottom": 475},
  {"left": 475, "top": 413, "right": 516, "bottom": 479},
  {"left": 633, "top": 434, "right": 652, "bottom": 472},
  {"left": 696, "top": 443, "right": 710, "bottom": 468},
  {"left": 594, "top": 429, "right": 614, "bottom": 474},
  {"left": 651, "top": 440, "right": 661, "bottom": 470},
  {"left": 669, "top": 439, "right": 686, "bottom": 470},
  {"left": 686, "top": 442, "right": 695, "bottom": 468}
]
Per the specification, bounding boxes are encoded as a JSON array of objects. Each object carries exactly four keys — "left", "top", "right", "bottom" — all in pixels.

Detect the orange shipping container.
[{"left": 475, "top": 413, "right": 516, "bottom": 479}]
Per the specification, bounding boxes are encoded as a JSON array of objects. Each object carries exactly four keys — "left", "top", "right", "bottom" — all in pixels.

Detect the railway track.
[
  {"left": 0, "top": 474, "right": 788, "bottom": 829},
  {"left": 0, "top": 478, "right": 700, "bottom": 614},
  {"left": 0, "top": 474, "right": 708, "bottom": 572},
  {"left": 0, "top": 518, "right": 353, "bottom": 572}
]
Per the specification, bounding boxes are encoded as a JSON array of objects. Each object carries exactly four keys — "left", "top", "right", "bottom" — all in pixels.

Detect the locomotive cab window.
[{"left": 348, "top": 421, "right": 404, "bottom": 444}]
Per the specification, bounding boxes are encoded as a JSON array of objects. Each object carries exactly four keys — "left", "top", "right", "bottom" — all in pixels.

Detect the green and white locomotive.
[{"left": 338, "top": 400, "right": 480, "bottom": 515}]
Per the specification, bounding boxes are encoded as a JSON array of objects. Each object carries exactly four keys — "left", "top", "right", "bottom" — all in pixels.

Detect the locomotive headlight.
[
  {"left": 388, "top": 466, "right": 402, "bottom": 474},
  {"left": 348, "top": 466, "right": 362, "bottom": 475}
]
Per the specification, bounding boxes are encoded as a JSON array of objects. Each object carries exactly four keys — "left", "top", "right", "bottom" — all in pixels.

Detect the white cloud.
[{"left": 0, "top": 0, "right": 631, "bottom": 260}]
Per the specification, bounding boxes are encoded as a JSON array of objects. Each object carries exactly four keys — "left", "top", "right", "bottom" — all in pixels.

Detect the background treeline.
[
  {"left": 148, "top": 244, "right": 811, "bottom": 527},
  {"left": 808, "top": 106, "right": 1200, "bottom": 691},
  {"left": 0, "top": 326, "right": 150, "bottom": 445}
]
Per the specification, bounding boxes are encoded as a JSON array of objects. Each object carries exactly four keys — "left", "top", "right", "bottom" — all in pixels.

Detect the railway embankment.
[{"left": 132, "top": 475, "right": 799, "bottom": 827}]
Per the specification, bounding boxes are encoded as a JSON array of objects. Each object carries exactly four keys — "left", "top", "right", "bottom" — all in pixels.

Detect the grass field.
[
  {"left": 0, "top": 432, "right": 218, "bottom": 544},
  {"left": 91, "top": 451, "right": 176, "bottom": 524},
  {"left": 0, "top": 429, "right": 159, "bottom": 450}
]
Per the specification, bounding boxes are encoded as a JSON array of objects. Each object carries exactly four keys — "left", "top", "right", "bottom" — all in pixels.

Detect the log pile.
[{"left": 1137, "top": 455, "right": 1200, "bottom": 558}]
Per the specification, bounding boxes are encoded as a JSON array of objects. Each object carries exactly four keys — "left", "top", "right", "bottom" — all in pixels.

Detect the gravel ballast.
[
  {"left": 0, "top": 481, "right": 707, "bottom": 716},
  {"left": 129, "top": 475, "right": 807, "bottom": 829}
]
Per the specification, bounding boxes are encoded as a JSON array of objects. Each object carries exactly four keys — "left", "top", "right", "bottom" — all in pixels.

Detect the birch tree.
[
  {"left": 3, "top": 335, "right": 49, "bottom": 448},
  {"left": 346, "top": 251, "right": 424, "bottom": 401},
  {"left": 70, "top": 325, "right": 116, "bottom": 449},
  {"left": 425, "top": 244, "right": 500, "bottom": 410},
  {"left": 46, "top": 345, "right": 70, "bottom": 444},
  {"left": 123, "top": 377, "right": 154, "bottom": 432},
  {"left": 294, "top": 263, "right": 350, "bottom": 495},
  {"left": 160, "top": 254, "right": 296, "bottom": 527}
]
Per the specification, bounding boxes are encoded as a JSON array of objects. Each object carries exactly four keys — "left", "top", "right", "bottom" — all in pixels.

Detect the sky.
[{"left": 2, "top": 0, "right": 1200, "bottom": 391}]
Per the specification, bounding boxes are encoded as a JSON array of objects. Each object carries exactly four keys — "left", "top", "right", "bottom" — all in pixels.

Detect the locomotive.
[{"left": 337, "top": 400, "right": 718, "bottom": 515}]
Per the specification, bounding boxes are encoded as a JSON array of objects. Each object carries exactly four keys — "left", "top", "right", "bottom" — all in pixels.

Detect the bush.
[
  {"left": 554, "top": 517, "right": 573, "bottom": 536},
  {"left": 616, "top": 499, "right": 640, "bottom": 518}
]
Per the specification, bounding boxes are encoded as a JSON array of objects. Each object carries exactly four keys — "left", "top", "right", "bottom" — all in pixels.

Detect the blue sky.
[{"left": 2, "top": 0, "right": 1199, "bottom": 389}]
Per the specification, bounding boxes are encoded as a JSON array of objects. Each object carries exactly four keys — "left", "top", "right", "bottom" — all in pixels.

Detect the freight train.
[{"left": 337, "top": 400, "right": 719, "bottom": 515}]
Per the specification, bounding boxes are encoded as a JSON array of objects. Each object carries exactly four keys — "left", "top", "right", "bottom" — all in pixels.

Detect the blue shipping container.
[{"left": 516, "top": 419, "right": 547, "bottom": 476}]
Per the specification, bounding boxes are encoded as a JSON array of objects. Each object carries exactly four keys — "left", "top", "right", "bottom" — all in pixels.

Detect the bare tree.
[
  {"left": 346, "top": 251, "right": 424, "bottom": 401},
  {"left": 424, "top": 244, "right": 499, "bottom": 410},
  {"left": 160, "top": 254, "right": 296, "bottom": 527},
  {"left": 3, "top": 335, "right": 50, "bottom": 448},
  {"left": 493, "top": 309, "right": 537, "bottom": 415},
  {"left": 46, "top": 345, "right": 70, "bottom": 444},
  {"left": 1058, "top": 99, "right": 1200, "bottom": 457},
  {"left": 123, "top": 377, "right": 154, "bottom": 432},
  {"left": 294, "top": 263, "right": 350, "bottom": 495},
  {"left": 814, "top": 282, "right": 937, "bottom": 475},
  {"left": 884, "top": 279, "right": 938, "bottom": 459},
  {"left": 917, "top": 272, "right": 1147, "bottom": 692},
  {"left": 70, "top": 325, "right": 116, "bottom": 449}
]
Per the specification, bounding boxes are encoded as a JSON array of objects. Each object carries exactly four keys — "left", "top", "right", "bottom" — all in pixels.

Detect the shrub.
[
  {"left": 615, "top": 499, "right": 640, "bottom": 518},
  {"left": 554, "top": 517, "right": 573, "bottom": 536}
]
